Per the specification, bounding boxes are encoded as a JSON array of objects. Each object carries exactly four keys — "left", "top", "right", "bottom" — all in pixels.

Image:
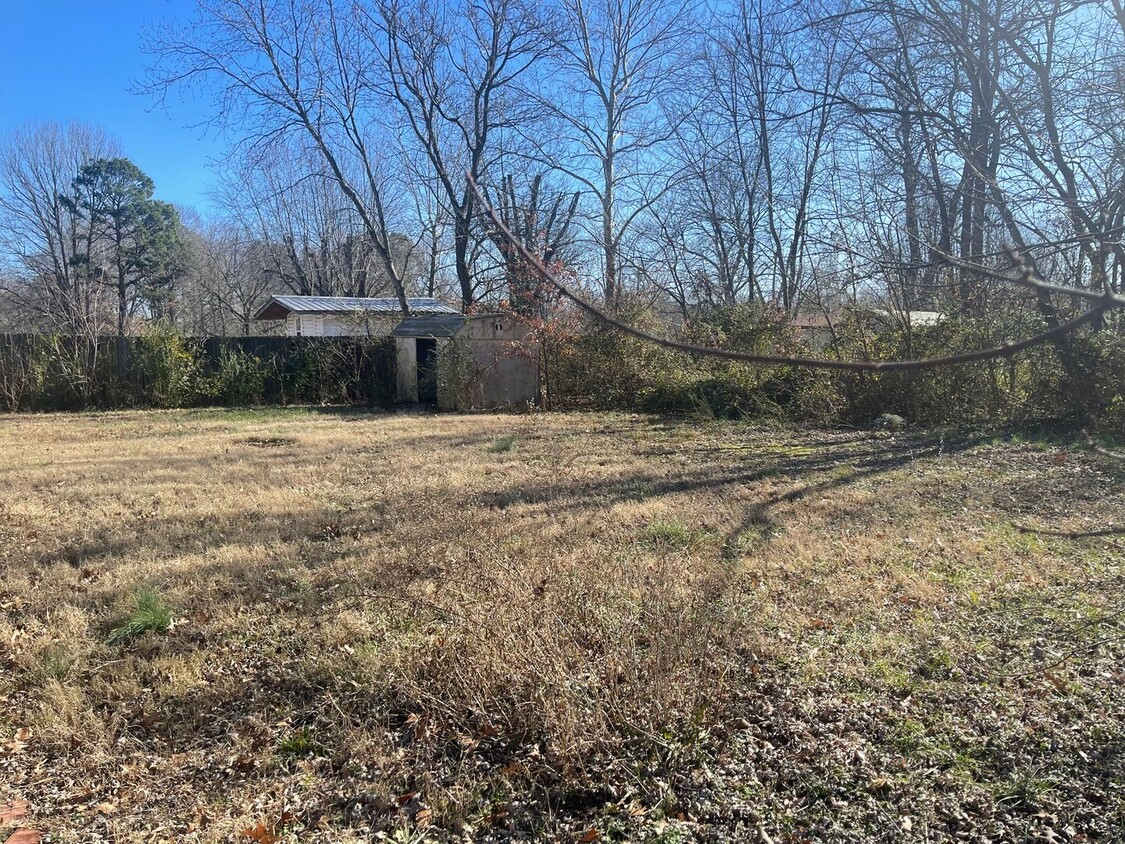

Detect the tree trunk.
[
  {"left": 602, "top": 150, "right": 617, "bottom": 307},
  {"left": 454, "top": 211, "right": 474, "bottom": 311}
]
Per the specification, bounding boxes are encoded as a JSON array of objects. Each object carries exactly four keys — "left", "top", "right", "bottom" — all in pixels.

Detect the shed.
[
  {"left": 392, "top": 313, "right": 538, "bottom": 408},
  {"left": 253, "top": 295, "right": 459, "bottom": 337}
]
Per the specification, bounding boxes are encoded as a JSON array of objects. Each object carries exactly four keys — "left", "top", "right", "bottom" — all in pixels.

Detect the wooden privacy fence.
[{"left": 0, "top": 333, "right": 397, "bottom": 411}]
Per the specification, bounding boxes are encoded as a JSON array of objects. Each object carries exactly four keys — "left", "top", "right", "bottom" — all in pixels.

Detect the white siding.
[
  {"left": 286, "top": 314, "right": 324, "bottom": 336},
  {"left": 286, "top": 313, "right": 397, "bottom": 337}
]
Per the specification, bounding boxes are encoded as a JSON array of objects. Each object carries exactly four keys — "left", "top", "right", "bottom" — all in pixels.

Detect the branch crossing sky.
[{"left": 0, "top": 0, "right": 220, "bottom": 211}]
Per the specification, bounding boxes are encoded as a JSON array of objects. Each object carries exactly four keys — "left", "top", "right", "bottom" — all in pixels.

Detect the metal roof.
[
  {"left": 392, "top": 314, "right": 468, "bottom": 338},
  {"left": 254, "top": 295, "right": 459, "bottom": 320},
  {"left": 869, "top": 309, "right": 944, "bottom": 326}
]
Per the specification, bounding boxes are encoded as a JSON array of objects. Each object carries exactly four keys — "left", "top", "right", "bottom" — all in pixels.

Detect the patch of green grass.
[
  {"left": 887, "top": 717, "right": 929, "bottom": 754},
  {"left": 722, "top": 521, "right": 774, "bottom": 559},
  {"left": 871, "top": 658, "right": 915, "bottom": 691},
  {"left": 105, "top": 587, "right": 173, "bottom": 645},
  {"left": 641, "top": 518, "right": 694, "bottom": 548},
  {"left": 35, "top": 644, "right": 77, "bottom": 682},
  {"left": 277, "top": 725, "right": 324, "bottom": 758},
  {"left": 487, "top": 434, "right": 518, "bottom": 453},
  {"left": 917, "top": 646, "right": 956, "bottom": 680},
  {"left": 989, "top": 771, "right": 1056, "bottom": 808}
]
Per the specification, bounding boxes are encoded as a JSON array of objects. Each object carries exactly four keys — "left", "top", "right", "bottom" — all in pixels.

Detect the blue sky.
[{"left": 0, "top": 0, "right": 221, "bottom": 212}]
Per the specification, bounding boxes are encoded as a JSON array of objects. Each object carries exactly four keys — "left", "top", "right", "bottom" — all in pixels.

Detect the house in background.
[
  {"left": 392, "top": 312, "right": 538, "bottom": 408},
  {"left": 253, "top": 295, "right": 459, "bottom": 337},
  {"left": 791, "top": 307, "right": 945, "bottom": 350},
  {"left": 790, "top": 311, "right": 837, "bottom": 350}
]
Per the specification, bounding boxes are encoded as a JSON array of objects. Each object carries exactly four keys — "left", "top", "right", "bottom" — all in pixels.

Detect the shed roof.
[
  {"left": 254, "top": 295, "right": 459, "bottom": 320},
  {"left": 392, "top": 314, "right": 469, "bottom": 338}
]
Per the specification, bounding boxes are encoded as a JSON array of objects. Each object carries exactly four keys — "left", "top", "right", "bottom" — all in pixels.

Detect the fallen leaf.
[
  {"left": 4, "top": 727, "right": 30, "bottom": 756},
  {"left": 239, "top": 823, "right": 279, "bottom": 844},
  {"left": 577, "top": 828, "right": 600, "bottom": 843},
  {"left": 0, "top": 801, "right": 28, "bottom": 824},
  {"left": 5, "top": 831, "right": 43, "bottom": 844}
]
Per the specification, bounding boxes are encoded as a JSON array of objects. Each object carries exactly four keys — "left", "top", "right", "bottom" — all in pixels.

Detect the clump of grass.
[
  {"left": 917, "top": 646, "right": 956, "bottom": 680},
  {"left": 36, "top": 644, "right": 77, "bottom": 682},
  {"left": 105, "top": 587, "right": 173, "bottom": 645},
  {"left": 641, "top": 517, "right": 693, "bottom": 548},
  {"left": 487, "top": 434, "right": 518, "bottom": 453},
  {"left": 277, "top": 726, "right": 324, "bottom": 758}
]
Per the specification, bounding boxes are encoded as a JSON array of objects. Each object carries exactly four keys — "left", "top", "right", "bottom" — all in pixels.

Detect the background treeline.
[{"left": 0, "top": 0, "right": 1122, "bottom": 430}]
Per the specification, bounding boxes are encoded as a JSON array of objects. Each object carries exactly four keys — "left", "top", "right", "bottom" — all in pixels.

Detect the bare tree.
[
  {"left": 534, "top": 0, "right": 694, "bottom": 307},
  {"left": 484, "top": 173, "right": 579, "bottom": 315},
  {"left": 214, "top": 143, "right": 391, "bottom": 298},
  {"left": 0, "top": 122, "right": 121, "bottom": 334},
  {"left": 366, "top": 0, "right": 550, "bottom": 310},
  {"left": 177, "top": 217, "right": 272, "bottom": 336},
  {"left": 474, "top": 172, "right": 1123, "bottom": 371},
  {"left": 148, "top": 0, "right": 414, "bottom": 313}
]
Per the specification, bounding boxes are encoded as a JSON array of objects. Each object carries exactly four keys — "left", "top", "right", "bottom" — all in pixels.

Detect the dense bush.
[
  {"left": 0, "top": 329, "right": 397, "bottom": 411},
  {"left": 137, "top": 326, "right": 213, "bottom": 407},
  {"left": 209, "top": 346, "right": 270, "bottom": 406},
  {"left": 550, "top": 303, "right": 1123, "bottom": 434}
]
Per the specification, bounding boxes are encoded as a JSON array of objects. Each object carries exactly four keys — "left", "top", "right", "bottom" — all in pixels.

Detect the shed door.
[{"left": 416, "top": 338, "right": 438, "bottom": 403}]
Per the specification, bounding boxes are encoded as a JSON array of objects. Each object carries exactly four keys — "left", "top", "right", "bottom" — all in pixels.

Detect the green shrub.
[
  {"left": 211, "top": 347, "right": 268, "bottom": 406},
  {"left": 550, "top": 302, "right": 1123, "bottom": 432},
  {"left": 436, "top": 337, "right": 478, "bottom": 409},
  {"left": 137, "top": 327, "right": 210, "bottom": 407},
  {"left": 0, "top": 337, "right": 50, "bottom": 411},
  {"left": 0, "top": 331, "right": 397, "bottom": 412}
]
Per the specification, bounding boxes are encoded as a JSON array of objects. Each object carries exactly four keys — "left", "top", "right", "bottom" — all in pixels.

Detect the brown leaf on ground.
[
  {"left": 0, "top": 802, "right": 27, "bottom": 825},
  {"left": 239, "top": 823, "right": 279, "bottom": 844},
  {"left": 4, "top": 831, "right": 43, "bottom": 844}
]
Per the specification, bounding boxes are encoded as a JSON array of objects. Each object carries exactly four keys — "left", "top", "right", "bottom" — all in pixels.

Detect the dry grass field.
[{"left": 0, "top": 408, "right": 1122, "bottom": 843}]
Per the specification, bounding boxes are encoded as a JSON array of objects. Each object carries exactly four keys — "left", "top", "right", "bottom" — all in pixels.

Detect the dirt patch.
[{"left": 240, "top": 435, "right": 297, "bottom": 448}]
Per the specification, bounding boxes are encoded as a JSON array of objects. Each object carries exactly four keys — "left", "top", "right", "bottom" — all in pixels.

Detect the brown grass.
[{"left": 0, "top": 408, "right": 1121, "bottom": 842}]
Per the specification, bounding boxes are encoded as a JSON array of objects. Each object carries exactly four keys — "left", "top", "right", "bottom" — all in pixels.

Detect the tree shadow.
[{"left": 479, "top": 430, "right": 984, "bottom": 515}]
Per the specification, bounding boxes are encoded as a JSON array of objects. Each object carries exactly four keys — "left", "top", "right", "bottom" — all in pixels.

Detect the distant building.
[
  {"left": 791, "top": 308, "right": 945, "bottom": 349},
  {"left": 253, "top": 295, "right": 459, "bottom": 337},
  {"left": 868, "top": 309, "right": 943, "bottom": 328},
  {"left": 392, "top": 312, "right": 538, "bottom": 409},
  {"left": 790, "top": 311, "right": 838, "bottom": 350}
]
